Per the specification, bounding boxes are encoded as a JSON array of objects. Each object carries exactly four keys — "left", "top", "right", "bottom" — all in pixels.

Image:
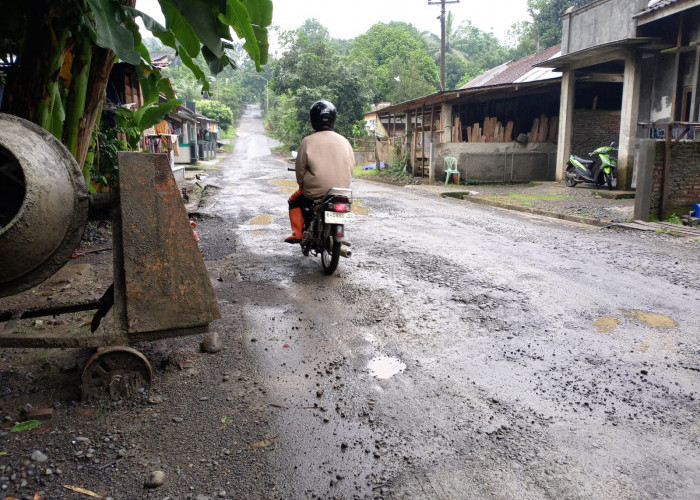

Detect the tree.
[
  {"left": 195, "top": 99, "right": 234, "bottom": 131},
  {"left": 508, "top": 0, "right": 598, "bottom": 56},
  {"left": 350, "top": 22, "right": 439, "bottom": 101},
  {"left": 424, "top": 16, "right": 511, "bottom": 90},
  {"left": 0, "top": 0, "right": 272, "bottom": 173},
  {"left": 267, "top": 20, "right": 374, "bottom": 147}
]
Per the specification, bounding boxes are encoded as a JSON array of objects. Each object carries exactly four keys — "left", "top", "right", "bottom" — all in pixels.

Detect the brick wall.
[
  {"left": 650, "top": 141, "right": 700, "bottom": 212},
  {"left": 572, "top": 110, "right": 620, "bottom": 156}
]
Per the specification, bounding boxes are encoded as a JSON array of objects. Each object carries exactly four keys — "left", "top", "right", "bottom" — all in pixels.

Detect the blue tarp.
[{"left": 362, "top": 161, "right": 386, "bottom": 171}]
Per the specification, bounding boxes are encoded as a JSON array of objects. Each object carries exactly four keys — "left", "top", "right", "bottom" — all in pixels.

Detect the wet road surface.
[{"left": 195, "top": 105, "right": 699, "bottom": 499}]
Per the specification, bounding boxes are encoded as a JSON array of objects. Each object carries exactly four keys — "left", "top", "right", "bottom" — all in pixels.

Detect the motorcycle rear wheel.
[{"left": 321, "top": 235, "right": 340, "bottom": 275}]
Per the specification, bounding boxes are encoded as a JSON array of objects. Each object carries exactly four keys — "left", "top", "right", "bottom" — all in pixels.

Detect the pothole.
[
  {"left": 593, "top": 316, "right": 620, "bottom": 333},
  {"left": 622, "top": 309, "right": 677, "bottom": 329},
  {"left": 248, "top": 214, "right": 275, "bottom": 225}
]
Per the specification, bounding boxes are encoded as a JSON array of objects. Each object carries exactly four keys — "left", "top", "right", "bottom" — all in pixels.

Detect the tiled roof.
[{"left": 460, "top": 44, "right": 562, "bottom": 89}]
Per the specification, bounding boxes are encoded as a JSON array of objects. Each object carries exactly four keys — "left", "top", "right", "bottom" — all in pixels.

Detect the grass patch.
[
  {"left": 665, "top": 213, "right": 683, "bottom": 225},
  {"left": 487, "top": 193, "right": 573, "bottom": 206},
  {"left": 353, "top": 165, "right": 380, "bottom": 178}
]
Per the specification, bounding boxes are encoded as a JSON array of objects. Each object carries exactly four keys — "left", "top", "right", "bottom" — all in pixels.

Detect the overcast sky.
[{"left": 135, "top": 0, "right": 530, "bottom": 46}]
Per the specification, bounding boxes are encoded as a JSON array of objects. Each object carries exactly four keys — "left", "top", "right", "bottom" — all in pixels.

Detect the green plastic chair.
[{"left": 444, "top": 156, "right": 460, "bottom": 185}]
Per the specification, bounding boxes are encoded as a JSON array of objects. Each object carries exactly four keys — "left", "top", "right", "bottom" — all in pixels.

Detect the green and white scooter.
[{"left": 565, "top": 143, "right": 617, "bottom": 190}]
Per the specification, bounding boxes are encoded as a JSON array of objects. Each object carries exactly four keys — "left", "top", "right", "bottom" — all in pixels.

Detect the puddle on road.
[
  {"left": 248, "top": 214, "right": 275, "bottom": 225},
  {"left": 368, "top": 356, "right": 406, "bottom": 379}
]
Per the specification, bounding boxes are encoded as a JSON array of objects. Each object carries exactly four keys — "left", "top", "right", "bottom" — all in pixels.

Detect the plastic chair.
[{"left": 444, "top": 156, "right": 460, "bottom": 185}]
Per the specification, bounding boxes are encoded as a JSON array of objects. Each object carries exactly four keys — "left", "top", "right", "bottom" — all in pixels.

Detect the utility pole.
[{"left": 428, "top": 0, "right": 459, "bottom": 92}]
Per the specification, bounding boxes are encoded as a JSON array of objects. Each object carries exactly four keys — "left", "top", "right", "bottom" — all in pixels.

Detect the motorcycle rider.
[{"left": 284, "top": 100, "right": 355, "bottom": 243}]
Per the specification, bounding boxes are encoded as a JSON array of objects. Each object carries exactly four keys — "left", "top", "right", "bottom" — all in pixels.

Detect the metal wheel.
[
  {"left": 321, "top": 234, "right": 341, "bottom": 275},
  {"left": 81, "top": 346, "right": 152, "bottom": 401}
]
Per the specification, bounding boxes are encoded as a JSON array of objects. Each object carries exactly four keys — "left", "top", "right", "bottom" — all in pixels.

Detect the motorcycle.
[
  {"left": 565, "top": 143, "right": 617, "bottom": 190},
  {"left": 287, "top": 166, "right": 353, "bottom": 275},
  {"left": 300, "top": 188, "right": 353, "bottom": 275}
]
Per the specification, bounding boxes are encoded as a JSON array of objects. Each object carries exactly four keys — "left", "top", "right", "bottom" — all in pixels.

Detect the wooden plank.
[
  {"left": 548, "top": 117, "right": 558, "bottom": 142},
  {"left": 614, "top": 220, "right": 700, "bottom": 237},
  {"left": 538, "top": 115, "right": 549, "bottom": 142},
  {"left": 467, "top": 126, "right": 472, "bottom": 142},
  {"left": 505, "top": 121, "right": 514, "bottom": 142},
  {"left": 529, "top": 118, "right": 539, "bottom": 142}
]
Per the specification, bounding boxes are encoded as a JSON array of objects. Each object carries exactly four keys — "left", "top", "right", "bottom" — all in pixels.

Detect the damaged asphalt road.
[
  {"left": 194, "top": 106, "right": 699, "bottom": 499},
  {"left": 1, "top": 104, "right": 699, "bottom": 499}
]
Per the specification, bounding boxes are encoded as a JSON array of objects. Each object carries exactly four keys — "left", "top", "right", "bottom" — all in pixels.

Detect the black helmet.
[{"left": 310, "top": 100, "right": 336, "bottom": 131}]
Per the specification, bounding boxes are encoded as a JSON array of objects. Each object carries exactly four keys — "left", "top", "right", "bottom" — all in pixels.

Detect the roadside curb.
[{"left": 441, "top": 192, "right": 610, "bottom": 228}]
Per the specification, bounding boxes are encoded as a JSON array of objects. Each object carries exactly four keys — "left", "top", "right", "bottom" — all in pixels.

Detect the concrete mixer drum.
[{"left": 0, "top": 113, "right": 88, "bottom": 297}]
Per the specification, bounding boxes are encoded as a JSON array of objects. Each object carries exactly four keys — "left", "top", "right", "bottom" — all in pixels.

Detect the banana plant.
[{"left": 0, "top": 0, "right": 272, "bottom": 170}]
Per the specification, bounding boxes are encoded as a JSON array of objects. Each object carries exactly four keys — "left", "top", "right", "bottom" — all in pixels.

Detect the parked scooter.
[{"left": 565, "top": 143, "right": 617, "bottom": 190}]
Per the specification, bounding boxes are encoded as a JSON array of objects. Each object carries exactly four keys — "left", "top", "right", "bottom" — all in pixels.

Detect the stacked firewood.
[{"left": 461, "top": 115, "right": 558, "bottom": 143}]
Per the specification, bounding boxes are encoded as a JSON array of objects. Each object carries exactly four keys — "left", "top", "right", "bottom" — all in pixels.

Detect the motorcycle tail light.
[{"left": 334, "top": 203, "right": 348, "bottom": 212}]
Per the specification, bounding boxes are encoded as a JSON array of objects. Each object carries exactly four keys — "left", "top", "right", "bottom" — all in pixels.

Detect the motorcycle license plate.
[{"left": 325, "top": 211, "right": 354, "bottom": 224}]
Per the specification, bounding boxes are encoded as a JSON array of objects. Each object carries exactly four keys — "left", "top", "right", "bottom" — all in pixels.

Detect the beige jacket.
[{"left": 295, "top": 130, "right": 354, "bottom": 199}]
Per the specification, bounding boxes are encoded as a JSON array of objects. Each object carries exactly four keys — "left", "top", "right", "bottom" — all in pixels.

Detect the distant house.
[
  {"left": 195, "top": 112, "right": 219, "bottom": 161},
  {"left": 150, "top": 52, "right": 172, "bottom": 69}
]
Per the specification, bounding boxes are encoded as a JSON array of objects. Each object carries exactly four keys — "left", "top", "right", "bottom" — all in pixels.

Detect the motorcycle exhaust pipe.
[{"left": 339, "top": 246, "right": 352, "bottom": 258}]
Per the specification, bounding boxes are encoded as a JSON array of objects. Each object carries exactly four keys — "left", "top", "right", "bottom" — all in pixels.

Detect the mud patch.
[
  {"left": 351, "top": 199, "right": 371, "bottom": 215},
  {"left": 269, "top": 179, "right": 298, "bottom": 194},
  {"left": 593, "top": 316, "right": 620, "bottom": 333},
  {"left": 622, "top": 309, "right": 678, "bottom": 329},
  {"left": 248, "top": 214, "right": 275, "bottom": 225}
]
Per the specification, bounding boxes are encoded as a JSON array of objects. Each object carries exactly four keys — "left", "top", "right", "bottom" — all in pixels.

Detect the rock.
[
  {"left": 148, "top": 395, "right": 164, "bottom": 405},
  {"left": 144, "top": 470, "right": 166, "bottom": 488},
  {"left": 31, "top": 451, "right": 48, "bottom": 463},
  {"left": 201, "top": 332, "right": 223, "bottom": 353}
]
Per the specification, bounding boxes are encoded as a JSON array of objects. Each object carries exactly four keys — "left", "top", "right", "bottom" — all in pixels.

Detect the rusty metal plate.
[{"left": 117, "top": 152, "right": 220, "bottom": 335}]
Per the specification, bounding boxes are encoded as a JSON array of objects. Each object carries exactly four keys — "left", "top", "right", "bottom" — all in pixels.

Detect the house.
[
  {"left": 195, "top": 112, "right": 219, "bottom": 161},
  {"left": 374, "top": 45, "right": 573, "bottom": 184},
  {"left": 364, "top": 102, "right": 395, "bottom": 138},
  {"left": 540, "top": 0, "right": 700, "bottom": 219}
]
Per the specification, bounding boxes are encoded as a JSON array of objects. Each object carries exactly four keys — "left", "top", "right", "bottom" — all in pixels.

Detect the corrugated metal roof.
[
  {"left": 643, "top": 0, "right": 681, "bottom": 12},
  {"left": 460, "top": 44, "right": 562, "bottom": 89}
]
